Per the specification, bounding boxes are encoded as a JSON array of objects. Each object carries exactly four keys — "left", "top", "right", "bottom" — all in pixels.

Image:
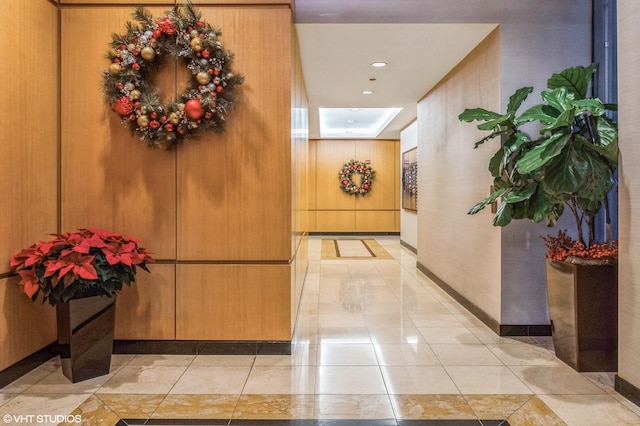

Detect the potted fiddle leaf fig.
[
  {"left": 10, "top": 228, "right": 154, "bottom": 382},
  {"left": 458, "top": 64, "right": 619, "bottom": 371}
]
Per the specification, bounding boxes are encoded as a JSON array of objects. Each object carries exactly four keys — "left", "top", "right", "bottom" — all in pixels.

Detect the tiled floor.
[{"left": 1, "top": 236, "right": 640, "bottom": 425}]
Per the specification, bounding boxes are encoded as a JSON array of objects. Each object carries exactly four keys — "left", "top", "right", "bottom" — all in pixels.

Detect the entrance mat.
[
  {"left": 118, "top": 420, "right": 509, "bottom": 425},
  {"left": 321, "top": 239, "right": 394, "bottom": 260}
]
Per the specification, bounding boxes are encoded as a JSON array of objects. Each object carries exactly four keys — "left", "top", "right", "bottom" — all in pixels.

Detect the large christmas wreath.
[
  {"left": 339, "top": 160, "right": 376, "bottom": 196},
  {"left": 102, "top": 2, "right": 244, "bottom": 149}
]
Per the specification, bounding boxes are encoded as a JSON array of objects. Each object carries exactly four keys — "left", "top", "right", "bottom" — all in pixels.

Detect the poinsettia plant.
[{"left": 10, "top": 228, "right": 154, "bottom": 305}]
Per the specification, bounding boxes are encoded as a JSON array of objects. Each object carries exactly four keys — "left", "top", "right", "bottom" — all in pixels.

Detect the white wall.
[
  {"left": 617, "top": 0, "right": 640, "bottom": 394},
  {"left": 415, "top": 1, "right": 591, "bottom": 327},
  {"left": 400, "top": 121, "right": 418, "bottom": 251}
]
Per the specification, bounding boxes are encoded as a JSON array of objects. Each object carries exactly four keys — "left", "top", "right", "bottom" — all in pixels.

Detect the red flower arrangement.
[
  {"left": 10, "top": 228, "right": 154, "bottom": 305},
  {"left": 542, "top": 230, "right": 618, "bottom": 265}
]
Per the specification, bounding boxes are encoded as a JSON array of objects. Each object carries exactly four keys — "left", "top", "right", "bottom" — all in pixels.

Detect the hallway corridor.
[{"left": 0, "top": 237, "right": 639, "bottom": 425}]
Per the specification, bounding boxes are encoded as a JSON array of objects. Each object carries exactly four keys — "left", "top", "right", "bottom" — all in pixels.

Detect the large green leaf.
[
  {"left": 488, "top": 147, "right": 506, "bottom": 177},
  {"left": 547, "top": 64, "right": 596, "bottom": 99},
  {"left": 541, "top": 88, "right": 572, "bottom": 112},
  {"left": 493, "top": 200, "right": 514, "bottom": 227},
  {"left": 527, "top": 188, "right": 564, "bottom": 225},
  {"left": 503, "top": 182, "right": 537, "bottom": 203},
  {"left": 468, "top": 187, "right": 508, "bottom": 215},
  {"left": 543, "top": 143, "right": 590, "bottom": 195},
  {"left": 506, "top": 86, "right": 534, "bottom": 116},
  {"left": 574, "top": 147, "right": 615, "bottom": 202},
  {"left": 458, "top": 108, "right": 502, "bottom": 122},
  {"left": 515, "top": 104, "right": 559, "bottom": 126},
  {"left": 515, "top": 132, "right": 570, "bottom": 174},
  {"left": 572, "top": 98, "right": 605, "bottom": 116},
  {"left": 541, "top": 108, "right": 576, "bottom": 134}
]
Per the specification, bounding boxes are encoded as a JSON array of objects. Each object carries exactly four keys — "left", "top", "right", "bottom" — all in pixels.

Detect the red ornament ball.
[
  {"left": 184, "top": 99, "right": 205, "bottom": 120},
  {"left": 112, "top": 96, "right": 134, "bottom": 116}
]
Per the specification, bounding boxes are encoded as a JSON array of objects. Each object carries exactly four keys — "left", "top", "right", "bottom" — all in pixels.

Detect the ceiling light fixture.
[
  {"left": 371, "top": 61, "right": 387, "bottom": 67},
  {"left": 362, "top": 90, "right": 374, "bottom": 95},
  {"left": 319, "top": 107, "right": 402, "bottom": 138}
]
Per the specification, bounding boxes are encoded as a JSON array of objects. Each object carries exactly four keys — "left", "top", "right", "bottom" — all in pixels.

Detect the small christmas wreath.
[
  {"left": 102, "top": 2, "right": 244, "bottom": 149},
  {"left": 339, "top": 160, "right": 376, "bottom": 196}
]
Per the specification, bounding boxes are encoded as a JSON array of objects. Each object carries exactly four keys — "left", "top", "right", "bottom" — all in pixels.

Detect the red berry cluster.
[{"left": 541, "top": 230, "right": 618, "bottom": 264}]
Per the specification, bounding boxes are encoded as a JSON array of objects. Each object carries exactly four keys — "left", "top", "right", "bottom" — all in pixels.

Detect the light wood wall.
[
  {"left": 309, "top": 139, "right": 400, "bottom": 233},
  {"left": 0, "top": 0, "right": 59, "bottom": 372},
  {"left": 618, "top": 0, "right": 640, "bottom": 393},
  {"left": 1, "top": 0, "right": 306, "bottom": 372}
]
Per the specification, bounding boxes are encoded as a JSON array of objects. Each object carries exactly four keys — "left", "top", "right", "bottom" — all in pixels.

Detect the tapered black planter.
[
  {"left": 546, "top": 260, "right": 618, "bottom": 372},
  {"left": 56, "top": 295, "right": 116, "bottom": 383}
]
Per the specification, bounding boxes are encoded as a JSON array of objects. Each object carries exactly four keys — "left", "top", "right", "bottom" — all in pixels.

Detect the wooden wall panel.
[
  {"left": 60, "top": 7, "right": 177, "bottom": 259},
  {"left": 355, "top": 211, "right": 396, "bottom": 233},
  {"left": 354, "top": 140, "right": 398, "bottom": 211},
  {"left": 176, "top": 264, "right": 291, "bottom": 340},
  {"left": 0, "top": 0, "right": 58, "bottom": 272},
  {"left": 0, "top": 278, "right": 57, "bottom": 371},
  {"left": 315, "top": 139, "right": 356, "bottom": 210},
  {"left": 177, "top": 7, "right": 292, "bottom": 261},
  {"left": 310, "top": 139, "right": 400, "bottom": 233},
  {"left": 114, "top": 264, "right": 176, "bottom": 340}
]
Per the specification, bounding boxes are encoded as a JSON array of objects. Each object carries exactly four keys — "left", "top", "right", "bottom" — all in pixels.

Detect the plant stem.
[{"left": 567, "top": 198, "right": 586, "bottom": 246}]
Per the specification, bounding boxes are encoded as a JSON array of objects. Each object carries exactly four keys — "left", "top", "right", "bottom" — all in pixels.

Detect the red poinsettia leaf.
[{"left": 76, "top": 263, "right": 98, "bottom": 280}]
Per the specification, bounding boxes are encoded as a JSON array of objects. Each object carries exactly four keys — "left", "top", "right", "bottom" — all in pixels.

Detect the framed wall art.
[{"left": 402, "top": 148, "right": 418, "bottom": 211}]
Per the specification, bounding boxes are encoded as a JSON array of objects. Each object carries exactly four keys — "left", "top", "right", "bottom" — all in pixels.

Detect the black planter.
[
  {"left": 546, "top": 259, "right": 618, "bottom": 372},
  {"left": 56, "top": 295, "right": 116, "bottom": 383}
]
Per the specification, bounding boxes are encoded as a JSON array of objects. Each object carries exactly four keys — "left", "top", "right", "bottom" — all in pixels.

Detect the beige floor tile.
[
  {"left": 255, "top": 345, "right": 317, "bottom": 366},
  {"left": 0, "top": 393, "right": 17, "bottom": 406},
  {"left": 23, "top": 367, "right": 115, "bottom": 394},
  {"left": 96, "top": 393, "right": 166, "bottom": 418},
  {"left": 59, "top": 394, "right": 121, "bottom": 426},
  {"left": 316, "top": 326, "right": 371, "bottom": 344},
  {"left": 0, "top": 393, "right": 91, "bottom": 426},
  {"left": 507, "top": 396, "right": 567, "bottom": 426},
  {"left": 316, "top": 366, "right": 386, "bottom": 394},
  {"left": 418, "top": 327, "right": 482, "bottom": 344},
  {"left": 317, "top": 343, "right": 378, "bottom": 365},
  {"left": 430, "top": 343, "right": 504, "bottom": 366},
  {"left": 537, "top": 394, "right": 640, "bottom": 426},
  {"left": 368, "top": 326, "right": 427, "bottom": 344},
  {"left": 374, "top": 343, "right": 440, "bottom": 366},
  {"left": 98, "top": 365, "right": 187, "bottom": 394},
  {"left": 389, "top": 394, "right": 477, "bottom": 419},
  {"left": 381, "top": 366, "right": 460, "bottom": 394},
  {"left": 408, "top": 313, "right": 466, "bottom": 328},
  {"left": 465, "top": 394, "right": 533, "bottom": 419},
  {"left": 232, "top": 394, "right": 315, "bottom": 419},
  {"left": 0, "top": 364, "right": 58, "bottom": 393},
  {"left": 509, "top": 365, "right": 606, "bottom": 395},
  {"left": 243, "top": 366, "right": 316, "bottom": 394},
  {"left": 315, "top": 394, "right": 395, "bottom": 419},
  {"left": 127, "top": 354, "right": 195, "bottom": 366},
  {"left": 169, "top": 366, "right": 251, "bottom": 394},
  {"left": 318, "top": 312, "right": 367, "bottom": 328},
  {"left": 191, "top": 355, "right": 256, "bottom": 366},
  {"left": 363, "top": 312, "right": 416, "bottom": 328},
  {"left": 445, "top": 366, "right": 532, "bottom": 394},
  {"left": 486, "top": 342, "right": 564, "bottom": 366},
  {"left": 152, "top": 394, "right": 239, "bottom": 419}
]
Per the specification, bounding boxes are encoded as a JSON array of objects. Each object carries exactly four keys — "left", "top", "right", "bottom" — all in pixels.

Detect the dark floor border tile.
[
  {"left": 112, "top": 340, "right": 292, "bottom": 356},
  {"left": 0, "top": 343, "right": 58, "bottom": 389},
  {"left": 400, "top": 240, "right": 417, "bottom": 254},
  {"left": 119, "top": 420, "right": 508, "bottom": 426},
  {"left": 499, "top": 324, "right": 551, "bottom": 337},
  {"left": 616, "top": 374, "right": 640, "bottom": 408}
]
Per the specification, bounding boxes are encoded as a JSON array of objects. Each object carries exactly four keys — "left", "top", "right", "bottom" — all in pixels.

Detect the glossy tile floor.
[{"left": 1, "top": 236, "right": 640, "bottom": 425}]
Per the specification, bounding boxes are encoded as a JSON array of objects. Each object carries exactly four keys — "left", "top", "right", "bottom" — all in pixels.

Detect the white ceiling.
[{"left": 296, "top": 23, "right": 497, "bottom": 139}]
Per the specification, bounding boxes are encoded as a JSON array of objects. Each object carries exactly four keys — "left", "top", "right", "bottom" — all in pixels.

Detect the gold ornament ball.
[
  {"left": 124, "top": 82, "right": 135, "bottom": 91},
  {"left": 137, "top": 115, "right": 150, "bottom": 127},
  {"left": 196, "top": 71, "right": 211, "bottom": 85},
  {"left": 190, "top": 38, "right": 203, "bottom": 52},
  {"left": 130, "top": 89, "right": 142, "bottom": 100},
  {"left": 141, "top": 46, "right": 156, "bottom": 61},
  {"left": 190, "top": 30, "right": 200, "bottom": 39},
  {"left": 169, "top": 112, "right": 180, "bottom": 124},
  {"left": 108, "top": 63, "right": 122, "bottom": 75}
]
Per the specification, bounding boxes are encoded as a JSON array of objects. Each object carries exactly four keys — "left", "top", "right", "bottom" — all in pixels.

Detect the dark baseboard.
[
  {"left": 416, "top": 262, "right": 551, "bottom": 337},
  {"left": 400, "top": 240, "right": 417, "bottom": 254},
  {"left": 0, "top": 343, "right": 58, "bottom": 389},
  {"left": 112, "top": 340, "right": 291, "bottom": 356},
  {"left": 309, "top": 232, "right": 401, "bottom": 236},
  {"left": 616, "top": 375, "right": 640, "bottom": 408}
]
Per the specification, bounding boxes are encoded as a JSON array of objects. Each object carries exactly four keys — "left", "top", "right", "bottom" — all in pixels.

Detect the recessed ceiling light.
[
  {"left": 319, "top": 107, "right": 402, "bottom": 138},
  {"left": 371, "top": 61, "right": 387, "bottom": 67},
  {"left": 362, "top": 90, "right": 374, "bottom": 95}
]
